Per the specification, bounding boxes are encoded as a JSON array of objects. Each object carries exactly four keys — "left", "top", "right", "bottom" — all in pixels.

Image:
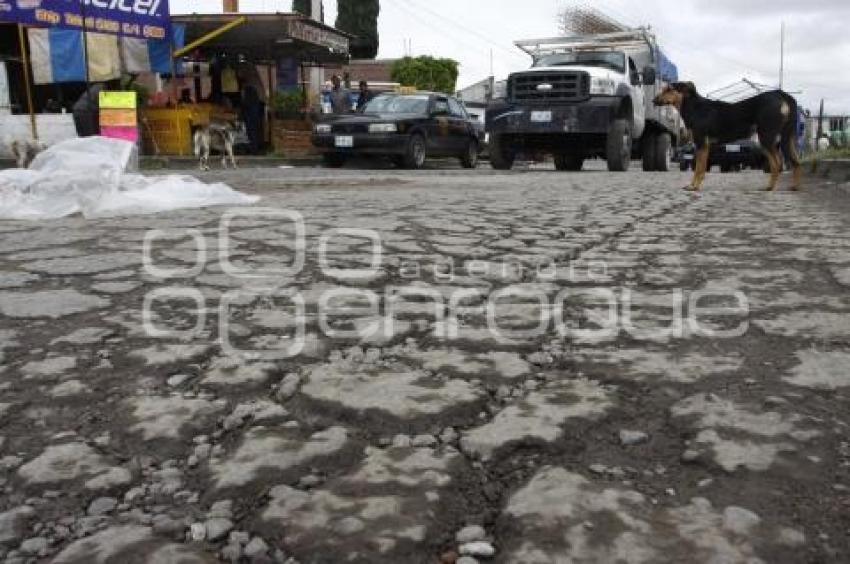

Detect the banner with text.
[{"left": 0, "top": 0, "right": 170, "bottom": 40}]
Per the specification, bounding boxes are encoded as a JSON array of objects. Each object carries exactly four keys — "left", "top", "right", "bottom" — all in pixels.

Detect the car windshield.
[
  {"left": 534, "top": 52, "right": 625, "bottom": 73},
  {"left": 362, "top": 95, "right": 430, "bottom": 115}
]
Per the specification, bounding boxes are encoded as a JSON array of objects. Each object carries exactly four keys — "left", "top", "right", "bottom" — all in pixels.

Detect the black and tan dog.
[{"left": 654, "top": 82, "right": 801, "bottom": 192}]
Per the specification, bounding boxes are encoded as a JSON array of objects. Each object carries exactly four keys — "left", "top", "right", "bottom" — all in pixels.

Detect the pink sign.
[{"left": 100, "top": 126, "right": 139, "bottom": 143}]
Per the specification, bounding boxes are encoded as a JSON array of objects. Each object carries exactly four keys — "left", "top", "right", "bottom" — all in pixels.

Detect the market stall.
[
  {"left": 0, "top": 0, "right": 176, "bottom": 160},
  {"left": 146, "top": 12, "right": 352, "bottom": 157}
]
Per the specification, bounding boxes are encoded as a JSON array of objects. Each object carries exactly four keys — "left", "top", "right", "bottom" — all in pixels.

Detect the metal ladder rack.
[{"left": 514, "top": 29, "right": 658, "bottom": 60}]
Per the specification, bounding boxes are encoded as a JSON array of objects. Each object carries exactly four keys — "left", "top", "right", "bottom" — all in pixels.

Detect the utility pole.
[{"left": 779, "top": 21, "right": 785, "bottom": 90}]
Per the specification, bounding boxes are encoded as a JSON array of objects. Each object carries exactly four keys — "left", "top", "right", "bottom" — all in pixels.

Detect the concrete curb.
[
  {"left": 806, "top": 159, "right": 850, "bottom": 184},
  {"left": 140, "top": 155, "right": 320, "bottom": 170}
]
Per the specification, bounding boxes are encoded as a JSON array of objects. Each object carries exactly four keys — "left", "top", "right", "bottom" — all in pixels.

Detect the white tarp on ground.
[{"left": 0, "top": 137, "right": 259, "bottom": 220}]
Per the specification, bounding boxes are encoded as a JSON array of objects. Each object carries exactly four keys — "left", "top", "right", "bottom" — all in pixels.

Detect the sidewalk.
[{"left": 140, "top": 154, "right": 321, "bottom": 170}]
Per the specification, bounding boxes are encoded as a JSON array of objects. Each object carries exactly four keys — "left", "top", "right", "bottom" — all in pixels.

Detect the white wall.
[
  {"left": 0, "top": 114, "right": 78, "bottom": 159},
  {"left": 0, "top": 62, "right": 10, "bottom": 115}
]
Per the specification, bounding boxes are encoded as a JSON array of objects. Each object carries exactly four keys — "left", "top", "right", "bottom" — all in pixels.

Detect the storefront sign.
[
  {"left": 100, "top": 90, "right": 138, "bottom": 142},
  {"left": 0, "top": 0, "right": 171, "bottom": 40},
  {"left": 287, "top": 19, "right": 348, "bottom": 54}
]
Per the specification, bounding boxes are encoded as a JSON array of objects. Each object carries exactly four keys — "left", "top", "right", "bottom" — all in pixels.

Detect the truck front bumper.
[{"left": 486, "top": 97, "right": 620, "bottom": 135}]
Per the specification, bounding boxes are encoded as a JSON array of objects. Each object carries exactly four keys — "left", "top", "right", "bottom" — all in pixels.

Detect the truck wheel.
[
  {"left": 402, "top": 133, "right": 427, "bottom": 169},
  {"left": 554, "top": 154, "right": 584, "bottom": 171},
  {"left": 642, "top": 134, "right": 657, "bottom": 171},
  {"left": 654, "top": 133, "right": 672, "bottom": 171},
  {"left": 322, "top": 153, "right": 346, "bottom": 168},
  {"left": 460, "top": 139, "right": 479, "bottom": 169},
  {"left": 606, "top": 119, "right": 632, "bottom": 172},
  {"left": 489, "top": 135, "right": 515, "bottom": 170}
]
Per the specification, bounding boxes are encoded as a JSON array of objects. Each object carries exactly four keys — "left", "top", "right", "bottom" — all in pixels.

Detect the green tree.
[
  {"left": 390, "top": 56, "right": 460, "bottom": 94},
  {"left": 335, "top": 0, "right": 380, "bottom": 60}
]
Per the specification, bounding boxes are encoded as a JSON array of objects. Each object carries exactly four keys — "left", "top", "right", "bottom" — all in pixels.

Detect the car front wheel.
[
  {"left": 606, "top": 119, "right": 632, "bottom": 172},
  {"left": 460, "top": 139, "right": 479, "bottom": 169},
  {"left": 654, "top": 133, "right": 672, "bottom": 171},
  {"left": 402, "top": 133, "right": 427, "bottom": 169},
  {"left": 489, "top": 134, "right": 515, "bottom": 170}
]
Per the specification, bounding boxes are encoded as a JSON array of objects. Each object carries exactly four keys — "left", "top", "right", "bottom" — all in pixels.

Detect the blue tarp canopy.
[{"left": 655, "top": 48, "right": 678, "bottom": 82}]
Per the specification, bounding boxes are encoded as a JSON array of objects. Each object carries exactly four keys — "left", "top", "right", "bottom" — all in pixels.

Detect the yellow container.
[
  {"left": 141, "top": 107, "right": 195, "bottom": 156},
  {"left": 141, "top": 104, "right": 241, "bottom": 156}
]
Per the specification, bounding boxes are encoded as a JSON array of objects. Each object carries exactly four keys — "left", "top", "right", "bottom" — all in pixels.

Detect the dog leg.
[
  {"left": 781, "top": 138, "right": 803, "bottom": 191},
  {"left": 766, "top": 148, "right": 782, "bottom": 191},
  {"left": 228, "top": 144, "right": 237, "bottom": 170},
  {"left": 203, "top": 144, "right": 211, "bottom": 172},
  {"left": 685, "top": 144, "right": 710, "bottom": 191}
]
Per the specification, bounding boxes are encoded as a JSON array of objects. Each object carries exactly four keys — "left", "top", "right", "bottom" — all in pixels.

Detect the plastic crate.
[
  {"left": 141, "top": 105, "right": 240, "bottom": 156},
  {"left": 141, "top": 107, "right": 195, "bottom": 156}
]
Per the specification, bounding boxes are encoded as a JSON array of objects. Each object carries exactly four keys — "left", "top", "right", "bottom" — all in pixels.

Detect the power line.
[
  {"left": 400, "top": 0, "right": 529, "bottom": 63},
  {"left": 383, "top": 0, "right": 494, "bottom": 63}
]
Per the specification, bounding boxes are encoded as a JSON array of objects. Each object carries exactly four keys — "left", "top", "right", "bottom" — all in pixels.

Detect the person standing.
[
  {"left": 242, "top": 85, "right": 264, "bottom": 155},
  {"left": 72, "top": 83, "right": 105, "bottom": 137},
  {"left": 329, "top": 75, "right": 351, "bottom": 114},
  {"left": 356, "top": 80, "right": 373, "bottom": 111}
]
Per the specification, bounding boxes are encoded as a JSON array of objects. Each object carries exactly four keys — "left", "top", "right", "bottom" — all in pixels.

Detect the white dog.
[
  {"left": 193, "top": 122, "right": 237, "bottom": 171},
  {"left": 9, "top": 139, "right": 46, "bottom": 169}
]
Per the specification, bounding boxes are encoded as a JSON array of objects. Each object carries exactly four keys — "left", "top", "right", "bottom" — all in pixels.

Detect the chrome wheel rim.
[{"left": 413, "top": 139, "right": 425, "bottom": 167}]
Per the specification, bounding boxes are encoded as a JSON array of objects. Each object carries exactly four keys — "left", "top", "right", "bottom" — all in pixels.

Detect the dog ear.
[{"left": 673, "top": 81, "right": 697, "bottom": 96}]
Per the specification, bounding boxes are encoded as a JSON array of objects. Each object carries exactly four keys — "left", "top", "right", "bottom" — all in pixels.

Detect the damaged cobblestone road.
[{"left": 0, "top": 164, "right": 849, "bottom": 563}]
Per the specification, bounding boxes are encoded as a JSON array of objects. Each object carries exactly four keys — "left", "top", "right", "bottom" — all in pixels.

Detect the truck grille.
[{"left": 510, "top": 72, "right": 590, "bottom": 104}]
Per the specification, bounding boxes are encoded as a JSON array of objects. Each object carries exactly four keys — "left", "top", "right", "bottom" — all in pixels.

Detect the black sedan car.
[
  {"left": 678, "top": 138, "right": 767, "bottom": 172},
  {"left": 312, "top": 92, "right": 484, "bottom": 169}
]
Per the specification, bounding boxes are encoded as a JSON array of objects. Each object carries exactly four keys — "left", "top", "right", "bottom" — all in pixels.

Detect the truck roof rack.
[{"left": 514, "top": 29, "right": 657, "bottom": 59}]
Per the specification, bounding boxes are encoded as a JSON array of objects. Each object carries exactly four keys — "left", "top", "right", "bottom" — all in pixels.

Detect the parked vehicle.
[
  {"left": 486, "top": 29, "right": 683, "bottom": 172},
  {"left": 678, "top": 138, "right": 767, "bottom": 172},
  {"left": 312, "top": 92, "right": 484, "bottom": 169}
]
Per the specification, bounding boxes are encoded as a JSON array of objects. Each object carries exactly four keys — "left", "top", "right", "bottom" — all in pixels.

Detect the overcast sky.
[{"left": 171, "top": 0, "right": 850, "bottom": 114}]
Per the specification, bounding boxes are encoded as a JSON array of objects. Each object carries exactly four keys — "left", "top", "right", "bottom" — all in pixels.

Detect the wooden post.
[
  {"left": 17, "top": 24, "right": 38, "bottom": 141},
  {"left": 80, "top": 0, "right": 91, "bottom": 87},
  {"left": 169, "top": 41, "right": 179, "bottom": 104}
]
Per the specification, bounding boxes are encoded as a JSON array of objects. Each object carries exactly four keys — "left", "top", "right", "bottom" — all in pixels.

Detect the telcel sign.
[{"left": 0, "top": 0, "right": 171, "bottom": 40}]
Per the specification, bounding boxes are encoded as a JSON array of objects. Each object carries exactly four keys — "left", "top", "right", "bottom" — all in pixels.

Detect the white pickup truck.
[{"left": 486, "top": 29, "right": 683, "bottom": 172}]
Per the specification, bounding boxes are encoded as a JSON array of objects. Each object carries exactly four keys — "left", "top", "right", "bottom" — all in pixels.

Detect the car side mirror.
[{"left": 642, "top": 66, "right": 657, "bottom": 85}]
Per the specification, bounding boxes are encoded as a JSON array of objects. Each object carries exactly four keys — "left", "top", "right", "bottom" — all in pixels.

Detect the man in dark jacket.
[
  {"left": 356, "top": 80, "right": 373, "bottom": 111},
  {"left": 72, "top": 83, "right": 105, "bottom": 137}
]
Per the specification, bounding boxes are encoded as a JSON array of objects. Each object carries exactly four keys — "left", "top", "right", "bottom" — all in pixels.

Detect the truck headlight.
[
  {"left": 590, "top": 78, "right": 616, "bottom": 96},
  {"left": 315, "top": 124, "right": 332, "bottom": 134},
  {"left": 369, "top": 123, "right": 397, "bottom": 133}
]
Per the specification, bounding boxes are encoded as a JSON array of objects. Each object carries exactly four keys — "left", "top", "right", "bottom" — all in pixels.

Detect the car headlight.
[
  {"left": 369, "top": 123, "right": 397, "bottom": 133},
  {"left": 590, "top": 78, "right": 616, "bottom": 96},
  {"left": 315, "top": 124, "right": 332, "bottom": 134}
]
